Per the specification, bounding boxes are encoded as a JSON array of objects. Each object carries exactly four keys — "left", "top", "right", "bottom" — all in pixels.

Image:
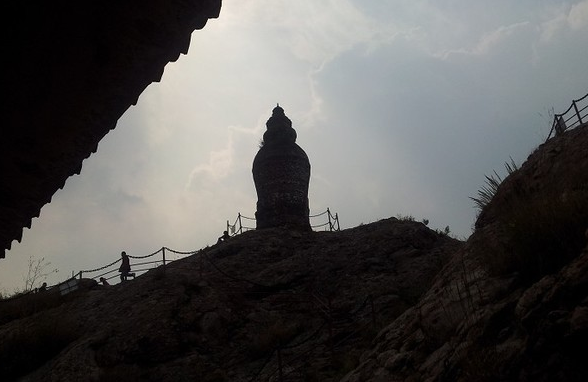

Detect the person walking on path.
[{"left": 119, "top": 251, "right": 132, "bottom": 282}]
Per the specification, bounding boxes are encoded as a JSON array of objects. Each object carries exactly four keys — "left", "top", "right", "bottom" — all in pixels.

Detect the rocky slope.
[
  {"left": 2, "top": 124, "right": 587, "bottom": 382},
  {"left": 0, "top": 219, "right": 461, "bottom": 381}
]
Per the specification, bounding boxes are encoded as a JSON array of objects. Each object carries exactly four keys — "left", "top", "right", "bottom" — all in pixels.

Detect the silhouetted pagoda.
[{"left": 252, "top": 105, "right": 311, "bottom": 231}]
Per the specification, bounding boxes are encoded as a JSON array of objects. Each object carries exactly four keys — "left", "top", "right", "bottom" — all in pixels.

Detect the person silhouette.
[
  {"left": 217, "top": 230, "right": 230, "bottom": 244},
  {"left": 119, "top": 251, "right": 132, "bottom": 282},
  {"left": 99, "top": 277, "right": 110, "bottom": 286}
]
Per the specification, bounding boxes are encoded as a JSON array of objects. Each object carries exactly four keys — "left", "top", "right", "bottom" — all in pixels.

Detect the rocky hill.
[
  {"left": 1, "top": 219, "right": 461, "bottom": 381},
  {"left": 1, "top": 125, "right": 587, "bottom": 381}
]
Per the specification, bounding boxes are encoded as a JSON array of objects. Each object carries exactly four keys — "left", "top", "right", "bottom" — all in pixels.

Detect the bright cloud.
[{"left": 568, "top": 0, "right": 588, "bottom": 29}]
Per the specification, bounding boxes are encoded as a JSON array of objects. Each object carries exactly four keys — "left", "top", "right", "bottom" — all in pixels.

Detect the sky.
[{"left": 2, "top": 0, "right": 588, "bottom": 293}]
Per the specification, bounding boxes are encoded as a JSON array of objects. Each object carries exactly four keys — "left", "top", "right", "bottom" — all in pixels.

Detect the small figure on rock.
[
  {"left": 217, "top": 230, "right": 230, "bottom": 244},
  {"left": 38, "top": 282, "right": 47, "bottom": 292},
  {"left": 119, "top": 251, "right": 135, "bottom": 282},
  {"left": 99, "top": 277, "right": 110, "bottom": 286}
]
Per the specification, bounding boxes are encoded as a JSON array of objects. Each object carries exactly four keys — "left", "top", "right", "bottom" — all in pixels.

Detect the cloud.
[
  {"left": 437, "top": 21, "right": 532, "bottom": 60},
  {"left": 231, "top": 0, "right": 383, "bottom": 66},
  {"left": 568, "top": 0, "right": 588, "bottom": 29},
  {"left": 539, "top": 0, "right": 588, "bottom": 42},
  {"left": 187, "top": 134, "right": 235, "bottom": 187}
]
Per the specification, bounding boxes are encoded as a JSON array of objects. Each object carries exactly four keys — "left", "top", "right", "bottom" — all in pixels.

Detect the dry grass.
[{"left": 471, "top": 157, "right": 519, "bottom": 213}]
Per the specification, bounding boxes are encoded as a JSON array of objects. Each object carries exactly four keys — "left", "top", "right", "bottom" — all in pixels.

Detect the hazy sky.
[{"left": 2, "top": 0, "right": 588, "bottom": 292}]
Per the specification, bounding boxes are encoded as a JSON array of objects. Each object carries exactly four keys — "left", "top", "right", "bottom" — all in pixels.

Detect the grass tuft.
[{"left": 471, "top": 157, "right": 519, "bottom": 212}]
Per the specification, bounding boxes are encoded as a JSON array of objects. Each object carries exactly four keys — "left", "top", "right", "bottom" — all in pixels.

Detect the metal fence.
[
  {"left": 76, "top": 246, "right": 194, "bottom": 285},
  {"left": 227, "top": 208, "right": 341, "bottom": 237},
  {"left": 546, "top": 92, "right": 588, "bottom": 141},
  {"left": 3, "top": 210, "right": 342, "bottom": 301}
]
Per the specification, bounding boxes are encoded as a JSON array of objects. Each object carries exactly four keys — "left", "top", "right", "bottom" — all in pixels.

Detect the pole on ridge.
[
  {"left": 573, "top": 100, "right": 583, "bottom": 125},
  {"left": 327, "top": 208, "right": 332, "bottom": 231},
  {"left": 162, "top": 247, "right": 166, "bottom": 266}
]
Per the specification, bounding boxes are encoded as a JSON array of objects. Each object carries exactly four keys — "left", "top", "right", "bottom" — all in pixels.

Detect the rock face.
[
  {"left": 253, "top": 105, "right": 311, "bottom": 231},
  {"left": 0, "top": 1, "right": 221, "bottom": 257}
]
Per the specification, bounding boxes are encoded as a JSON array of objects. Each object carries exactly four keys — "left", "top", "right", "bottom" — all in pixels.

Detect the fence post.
[
  {"left": 335, "top": 213, "right": 340, "bottom": 231},
  {"left": 555, "top": 115, "right": 566, "bottom": 136},
  {"left": 79, "top": 271, "right": 83, "bottom": 280},
  {"left": 327, "top": 208, "right": 332, "bottom": 231},
  {"left": 162, "top": 247, "right": 166, "bottom": 266},
  {"left": 573, "top": 100, "right": 583, "bottom": 124},
  {"left": 238, "top": 213, "right": 242, "bottom": 234},
  {"left": 226, "top": 220, "right": 230, "bottom": 235}
]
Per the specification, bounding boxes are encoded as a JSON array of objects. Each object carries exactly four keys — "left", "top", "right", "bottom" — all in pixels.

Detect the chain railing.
[
  {"left": 0, "top": 247, "right": 198, "bottom": 302},
  {"left": 546, "top": 92, "right": 588, "bottom": 141},
  {"left": 3, "top": 209, "right": 342, "bottom": 302},
  {"left": 227, "top": 213, "right": 256, "bottom": 236},
  {"left": 227, "top": 208, "right": 340, "bottom": 237},
  {"left": 309, "top": 208, "right": 340, "bottom": 232},
  {"left": 76, "top": 246, "right": 196, "bottom": 285}
]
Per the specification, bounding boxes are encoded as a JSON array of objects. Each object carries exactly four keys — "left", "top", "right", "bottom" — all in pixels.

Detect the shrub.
[{"left": 396, "top": 214, "right": 415, "bottom": 222}]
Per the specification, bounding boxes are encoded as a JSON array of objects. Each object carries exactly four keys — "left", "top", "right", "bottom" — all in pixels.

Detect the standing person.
[
  {"left": 119, "top": 251, "right": 131, "bottom": 282},
  {"left": 217, "top": 230, "right": 230, "bottom": 244}
]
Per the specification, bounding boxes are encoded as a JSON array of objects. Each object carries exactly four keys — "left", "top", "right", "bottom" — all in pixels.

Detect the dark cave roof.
[{"left": 0, "top": 0, "right": 222, "bottom": 258}]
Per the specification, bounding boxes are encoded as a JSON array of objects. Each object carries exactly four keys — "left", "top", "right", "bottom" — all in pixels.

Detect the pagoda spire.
[{"left": 252, "top": 105, "right": 311, "bottom": 231}]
